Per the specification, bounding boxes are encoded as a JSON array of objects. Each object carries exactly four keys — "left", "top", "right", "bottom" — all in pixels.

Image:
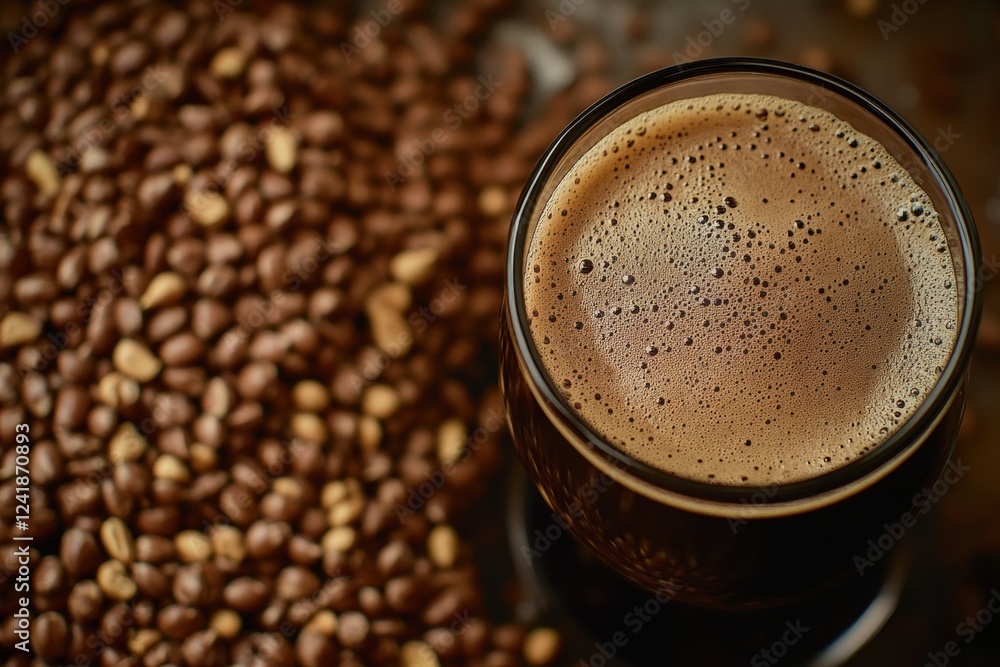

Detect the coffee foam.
[{"left": 523, "top": 93, "right": 959, "bottom": 486}]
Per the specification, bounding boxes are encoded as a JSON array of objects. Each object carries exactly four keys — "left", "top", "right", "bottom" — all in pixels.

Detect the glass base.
[{"left": 507, "top": 467, "right": 907, "bottom": 666}]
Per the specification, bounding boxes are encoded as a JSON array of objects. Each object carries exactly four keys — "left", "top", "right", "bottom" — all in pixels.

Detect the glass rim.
[{"left": 505, "top": 57, "right": 983, "bottom": 504}]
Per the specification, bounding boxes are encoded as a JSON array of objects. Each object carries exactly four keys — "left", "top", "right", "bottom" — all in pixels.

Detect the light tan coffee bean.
[
  {"left": 175, "top": 530, "right": 213, "bottom": 563},
  {"left": 0, "top": 312, "right": 42, "bottom": 347},
  {"left": 390, "top": 247, "right": 439, "bottom": 285},
  {"left": 96, "top": 559, "right": 137, "bottom": 601},
  {"left": 112, "top": 339, "right": 162, "bottom": 381},
  {"left": 100, "top": 517, "right": 136, "bottom": 564},
  {"left": 140, "top": 272, "right": 187, "bottom": 309},
  {"left": 523, "top": 628, "right": 561, "bottom": 666}
]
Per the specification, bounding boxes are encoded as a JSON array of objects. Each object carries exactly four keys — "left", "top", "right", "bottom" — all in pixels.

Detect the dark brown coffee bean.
[
  {"left": 87, "top": 405, "right": 118, "bottom": 438},
  {"left": 197, "top": 263, "right": 238, "bottom": 297},
  {"left": 110, "top": 41, "right": 149, "bottom": 75},
  {"left": 53, "top": 385, "right": 89, "bottom": 429},
  {"left": 31, "top": 439, "right": 64, "bottom": 484},
  {"left": 484, "top": 650, "right": 520, "bottom": 667},
  {"left": 132, "top": 561, "right": 170, "bottom": 599},
  {"left": 295, "top": 629, "right": 337, "bottom": 667},
  {"left": 162, "top": 366, "right": 207, "bottom": 395},
  {"left": 287, "top": 535, "right": 322, "bottom": 566},
  {"left": 274, "top": 565, "right": 321, "bottom": 600},
  {"left": 227, "top": 401, "right": 263, "bottom": 430},
  {"left": 114, "top": 461, "right": 151, "bottom": 499},
  {"left": 114, "top": 297, "right": 144, "bottom": 336},
  {"left": 422, "top": 587, "right": 467, "bottom": 626},
  {"left": 61, "top": 528, "right": 101, "bottom": 577},
  {"left": 33, "top": 611, "right": 69, "bottom": 660},
  {"left": 384, "top": 576, "right": 420, "bottom": 613},
  {"left": 99, "top": 602, "right": 135, "bottom": 647},
  {"left": 236, "top": 361, "right": 278, "bottom": 400},
  {"left": 67, "top": 579, "right": 104, "bottom": 623},
  {"left": 135, "top": 505, "right": 181, "bottom": 536},
  {"left": 101, "top": 477, "right": 134, "bottom": 518},
  {"left": 181, "top": 629, "right": 227, "bottom": 667},
  {"left": 35, "top": 555, "right": 67, "bottom": 596},
  {"left": 219, "top": 482, "right": 259, "bottom": 526},
  {"left": 22, "top": 372, "right": 52, "bottom": 417},
  {"left": 166, "top": 238, "right": 206, "bottom": 276},
  {"left": 157, "top": 604, "right": 205, "bottom": 642},
  {"left": 376, "top": 540, "right": 415, "bottom": 577},
  {"left": 187, "top": 469, "right": 228, "bottom": 500},
  {"left": 147, "top": 305, "right": 189, "bottom": 342},
  {"left": 135, "top": 535, "right": 176, "bottom": 563},
  {"left": 223, "top": 576, "right": 271, "bottom": 612},
  {"left": 245, "top": 519, "right": 291, "bottom": 559},
  {"left": 172, "top": 562, "right": 224, "bottom": 606},
  {"left": 159, "top": 331, "right": 206, "bottom": 366}
]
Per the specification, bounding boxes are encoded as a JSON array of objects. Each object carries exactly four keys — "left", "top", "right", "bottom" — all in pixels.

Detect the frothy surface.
[{"left": 524, "top": 93, "right": 959, "bottom": 486}]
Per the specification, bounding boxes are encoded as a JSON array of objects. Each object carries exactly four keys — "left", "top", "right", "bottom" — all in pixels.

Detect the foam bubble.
[{"left": 523, "top": 93, "right": 959, "bottom": 486}]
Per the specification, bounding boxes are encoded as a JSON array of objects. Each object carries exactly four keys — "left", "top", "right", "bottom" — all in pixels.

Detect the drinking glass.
[{"left": 499, "top": 58, "right": 982, "bottom": 612}]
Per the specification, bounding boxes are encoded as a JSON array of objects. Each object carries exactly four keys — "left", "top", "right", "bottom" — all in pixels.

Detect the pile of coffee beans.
[{"left": 0, "top": 1, "right": 593, "bottom": 664}]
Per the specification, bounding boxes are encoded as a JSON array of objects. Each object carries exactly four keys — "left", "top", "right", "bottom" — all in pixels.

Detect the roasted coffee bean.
[
  {"left": 96, "top": 559, "right": 137, "bottom": 601},
  {"left": 0, "top": 1, "right": 556, "bottom": 662},
  {"left": 132, "top": 561, "right": 170, "bottom": 600},
  {"left": 274, "top": 565, "right": 320, "bottom": 600},
  {"left": 172, "top": 562, "right": 224, "bottom": 606},
  {"left": 61, "top": 528, "right": 101, "bottom": 578},
  {"left": 35, "top": 556, "right": 67, "bottom": 596},
  {"left": 67, "top": 579, "right": 104, "bottom": 623},
  {"left": 157, "top": 604, "right": 205, "bottom": 642},
  {"left": 135, "top": 506, "right": 181, "bottom": 536},
  {"left": 147, "top": 305, "right": 189, "bottom": 342},
  {"left": 101, "top": 476, "right": 134, "bottom": 518},
  {"left": 100, "top": 517, "right": 135, "bottom": 563},
  {"left": 135, "top": 535, "right": 176, "bottom": 563},
  {"left": 245, "top": 519, "right": 291, "bottom": 559},
  {"left": 295, "top": 629, "right": 337, "bottom": 667},
  {"left": 337, "top": 611, "right": 370, "bottom": 649},
  {"left": 33, "top": 611, "right": 69, "bottom": 660},
  {"left": 223, "top": 576, "right": 271, "bottom": 612}
]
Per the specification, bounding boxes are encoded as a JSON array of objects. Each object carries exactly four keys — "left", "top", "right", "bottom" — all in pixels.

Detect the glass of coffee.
[{"left": 500, "top": 57, "right": 981, "bottom": 628}]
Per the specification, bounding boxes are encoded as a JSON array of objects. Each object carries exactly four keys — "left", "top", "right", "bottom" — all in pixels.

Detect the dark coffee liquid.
[{"left": 523, "top": 93, "right": 959, "bottom": 486}]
